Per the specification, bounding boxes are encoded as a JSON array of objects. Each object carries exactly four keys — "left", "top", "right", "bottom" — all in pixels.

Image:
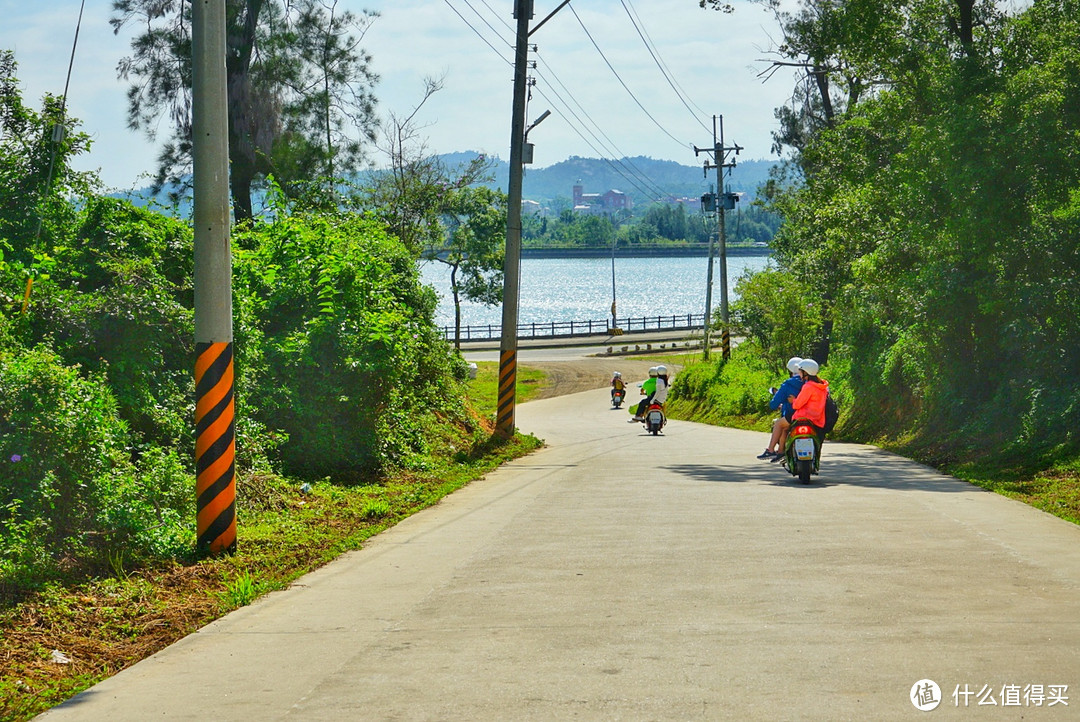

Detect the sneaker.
[
  {"left": 756, "top": 449, "right": 776, "bottom": 460},
  {"left": 770, "top": 453, "right": 785, "bottom": 463},
  {"left": 629, "top": 417, "right": 643, "bottom": 423}
]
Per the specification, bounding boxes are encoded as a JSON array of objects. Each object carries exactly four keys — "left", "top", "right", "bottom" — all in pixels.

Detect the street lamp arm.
[{"left": 525, "top": 109, "right": 551, "bottom": 138}]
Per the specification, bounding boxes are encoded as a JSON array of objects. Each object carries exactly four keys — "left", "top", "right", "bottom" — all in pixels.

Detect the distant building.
[
  {"left": 521, "top": 199, "right": 542, "bottom": 215},
  {"left": 572, "top": 181, "right": 632, "bottom": 215},
  {"left": 663, "top": 195, "right": 702, "bottom": 212}
]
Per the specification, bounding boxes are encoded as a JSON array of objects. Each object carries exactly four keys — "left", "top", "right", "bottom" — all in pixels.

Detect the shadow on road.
[{"left": 664, "top": 443, "right": 972, "bottom": 494}]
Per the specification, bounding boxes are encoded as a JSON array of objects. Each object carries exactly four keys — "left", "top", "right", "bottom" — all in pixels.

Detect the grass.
[
  {"left": 466, "top": 361, "right": 547, "bottom": 419},
  {"left": 0, "top": 373, "right": 546, "bottom": 721}
]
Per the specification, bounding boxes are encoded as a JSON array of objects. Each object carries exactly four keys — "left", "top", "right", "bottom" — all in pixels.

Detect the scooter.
[
  {"left": 782, "top": 419, "right": 822, "bottom": 484},
  {"left": 643, "top": 402, "right": 666, "bottom": 435},
  {"left": 612, "top": 388, "right": 625, "bottom": 409}
]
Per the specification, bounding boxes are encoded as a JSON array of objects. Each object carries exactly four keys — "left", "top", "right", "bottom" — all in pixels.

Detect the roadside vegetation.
[
  {"left": 0, "top": 53, "right": 542, "bottom": 720},
  {"left": 675, "top": 0, "right": 1080, "bottom": 525},
  {"left": 521, "top": 203, "right": 780, "bottom": 250}
]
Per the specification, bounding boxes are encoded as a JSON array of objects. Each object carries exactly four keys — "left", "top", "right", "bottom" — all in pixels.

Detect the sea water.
[{"left": 419, "top": 254, "right": 772, "bottom": 330}]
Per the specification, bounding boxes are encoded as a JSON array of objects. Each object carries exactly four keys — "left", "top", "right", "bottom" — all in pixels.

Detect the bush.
[
  {"left": 233, "top": 212, "right": 471, "bottom": 479},
  {"left": 23, "top": 198, "right": 196, "bottom": 453},
  {"left": 0, "top": 346, "right": 193, "bottom": 587},
  {"left": 730, "top": 268, "right": 823, "bottom": 359},
  {"left": 668, "top": 342, "right": 779, "bottom": 429}
]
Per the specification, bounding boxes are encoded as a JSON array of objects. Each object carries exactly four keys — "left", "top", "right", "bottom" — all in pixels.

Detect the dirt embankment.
[{"left": 525, "top": 358, "right": 677, "bottom": 399}]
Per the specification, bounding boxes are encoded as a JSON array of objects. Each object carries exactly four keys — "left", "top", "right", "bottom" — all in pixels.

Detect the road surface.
[{"left": 40, "top": 389, "right": 1080, "bottom": 720}]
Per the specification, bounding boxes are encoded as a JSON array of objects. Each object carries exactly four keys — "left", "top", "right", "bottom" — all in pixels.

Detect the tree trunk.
[
  {"left": 223, "top": 0, "right": 264, "bottom": 224},
  {"left": 231, "top": 171, "right": 254, "bottom": 224}
]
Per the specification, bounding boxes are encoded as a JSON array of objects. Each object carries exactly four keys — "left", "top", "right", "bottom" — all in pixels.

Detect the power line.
[
  {"left": 442, "top": 0, "right": 511, "bottom": 65},
  {"left": 445, "top": 0, "right": 672, "bottom": 199},
  {"left": 441, "top": 0, "right": 695, "bottom": 202},
  {"left": 567, "top": 4, "right": 691, "bottom": 152},
  {"left": 620, "top": 0, "right": 712, "bottom": 132},
  {"left": 532, "top": 53, "right": 671, "bottom": 199},
  {"left": 529, "top": 86, "right": 665, "bottom": 201},
  {"left": 458, "top": 0, "right": 514, "bottom": 51}
]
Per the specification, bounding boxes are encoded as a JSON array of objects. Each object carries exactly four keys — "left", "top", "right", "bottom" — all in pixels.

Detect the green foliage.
[
  {"left": 519, "top": 201, "right": 780, "bottom": 249},
  {"left": 110, "top": 0, "right": 380, "bottom": 219},
  {"left": 0, "top": 346, "right": 194, "bottom": 587},
  {"left": 749, "top": 0, "right": 1080, "bottom": 470},
  {"left": 26, "top": 198, "right": 196, "bottom": 451},
  {"left": 0, "top": 51, "right": 96, "bottom": 267},
  {"left": 233, "top": 211, "right": 471, "bottom": 479},
  {"left": 730, "top": 268, "right": 823, "bottom": 360},
  {"left": 667, "top": 343, "right": 778, "bottom": 430}
]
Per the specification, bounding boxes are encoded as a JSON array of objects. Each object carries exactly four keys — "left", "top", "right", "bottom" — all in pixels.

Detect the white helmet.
[
  {"left": 798, "top": 358, "right": 820, "bottom": 375},
  {"left": 786, "top": 357, "right": 803, "bottom": 374},
  {"left": 648, "top": 367, "right": 658, "bottom": 377},
  {"left": 613, "top": 371, "right": 621, "bottom": 378},
  {"left": 656, "top": 365, "right": 668, "bottom": 375}
]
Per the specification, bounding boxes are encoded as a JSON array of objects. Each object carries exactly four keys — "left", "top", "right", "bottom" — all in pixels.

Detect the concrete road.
[{"left": 40, "top": 389, "right": 1080, "bottom": 720}]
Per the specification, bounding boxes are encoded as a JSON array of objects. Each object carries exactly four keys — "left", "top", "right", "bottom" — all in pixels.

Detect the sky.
[{"left": 0, "top": 0, "right": 799, "bottom": 191}]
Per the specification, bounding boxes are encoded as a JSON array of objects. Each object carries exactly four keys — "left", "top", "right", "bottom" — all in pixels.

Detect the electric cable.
[
  {"left": 443, "top": 0, "right": 700, "bottom": 202},
  {"left": 445, "top": 0, "right": 674, "bottom": 199},
  {"left": 532, "top": 52, "right": 670, "bottom": 195},
  {"left": 457, "top": 0, "right": 514, "bottom": 52},
  {"left": 567, "top": 4, "right": 691, "bottom": 152},
  {"left": 620, "top": 0, "right": 711, "bottom": 132},
  {"left": 443, "top": 0, "right": 512, "bottom": 65}
]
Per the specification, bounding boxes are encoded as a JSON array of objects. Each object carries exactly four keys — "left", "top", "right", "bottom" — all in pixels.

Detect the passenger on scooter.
[
  {"left": 610, "top": 371, "right": 626, "bottom": 402},
  {"left": 630, "top": 367, "right": 658, "bottom": 422},
  {"left": 757, "top": 357, "right": 804, "bottom": 460},
  {"left": 653, "top": 365, "right": 670, "bottom": 406},
  {"left": 789, "top": 358, "right": 829, "bottom": 430}
]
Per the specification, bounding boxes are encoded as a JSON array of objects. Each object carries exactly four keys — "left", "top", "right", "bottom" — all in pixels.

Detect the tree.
[
  {"left": 0, "top": 52, "right": 96, "bottom": 254},
  {"left": 110, "top": 0, "right": 379, "bottom": 221},
  {"left": 425, "top": 186, "right": 506, "bottom": 349}
]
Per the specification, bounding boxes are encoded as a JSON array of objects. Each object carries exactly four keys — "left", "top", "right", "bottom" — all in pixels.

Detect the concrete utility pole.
[
  {"left": 695, "top": 115, "right": 741, "bottom": 361},
  {"left": 496, "top": 0, "right": 568, "bottom": 438},
  {"left": 192, "top": 0, "right": 236, "bottom": 554},
  {"left": 495, "top": 0, "right": 532, "bottom": 438}
]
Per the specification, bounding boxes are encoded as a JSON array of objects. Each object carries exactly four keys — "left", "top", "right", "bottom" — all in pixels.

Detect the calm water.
[{"left": 419, "top": 255, "right": 772, "bottom": 330}]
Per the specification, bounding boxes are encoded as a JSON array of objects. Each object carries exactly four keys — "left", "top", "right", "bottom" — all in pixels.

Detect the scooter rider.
[
  {"left": 630, "top": 367, "right": 658, "bottom": 422},
  {"left": 610, "top": 371, "right": 626, "bottom": 402},
  {"left": 789, "top": 358, "right": 829, "bottom": 431},
  {"left": 758, "top": 357, "right": 804, "bottom": 460},
  {"left": 653, "top": 365, "right": 670, "bottom": 406}
]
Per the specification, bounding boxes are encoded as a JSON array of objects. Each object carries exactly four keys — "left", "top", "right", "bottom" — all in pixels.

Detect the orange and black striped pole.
[
  {"left": 195, "top": 343, "right": 236, "bottom": 552},
  {"left": 192, "top": 0, "right": 235, "bottom": 553},
  {"left": 496, "top": 349, "right": 517, "bottom": 435},
  {"left": 495, "top": 0, "right": 532, "bottom": 439}
]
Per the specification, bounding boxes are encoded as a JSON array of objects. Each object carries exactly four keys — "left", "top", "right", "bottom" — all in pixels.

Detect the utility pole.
[
  {"left": 695, "top": 115, "right": 741, "bottom": 360},
  {"left": 192, "top": 0, "right": 236, "bottom": 554},
  {"left": 496, "top": 0, "right": 568, "bottom": 438},
  {"left": 495, "top": 0, "right": 532, "bottom": 439}
]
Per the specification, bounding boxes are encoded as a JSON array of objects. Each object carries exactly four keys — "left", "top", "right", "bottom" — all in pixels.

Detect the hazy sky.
[{"left": 1, "top": 0, "right": 798, "bottom": 191}]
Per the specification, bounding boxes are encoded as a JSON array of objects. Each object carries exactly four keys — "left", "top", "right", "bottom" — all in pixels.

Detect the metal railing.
[{"left": 440, "top": 313, "right": 705, "bottom": 341}]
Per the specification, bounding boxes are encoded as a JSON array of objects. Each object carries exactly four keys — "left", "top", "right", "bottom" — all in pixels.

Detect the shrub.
[
  {"left": 668, "top": 342, "right": 778, "bottom": 429},
  {"left": 0, "top": 346, "right": 193, "bottom": 587},
  {"left": 233, "top": 212, "right": 471, "bottom": 479},
  {"left": 731, "top": 268, "right": 823, "bottom": 360},
  {"left": 23, "top": 198, "right": 196, "bottom": 453}
]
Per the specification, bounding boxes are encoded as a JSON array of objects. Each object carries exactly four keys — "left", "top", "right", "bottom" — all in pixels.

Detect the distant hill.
[
  {"left": 116, "top": 153, "right": 778, "bottom": 214},
  {"left": 438, "top": 151, "right": 775, "bottom": 206},
  {"left": 437, "top": 152, "right": 776, "bottom": 207}
]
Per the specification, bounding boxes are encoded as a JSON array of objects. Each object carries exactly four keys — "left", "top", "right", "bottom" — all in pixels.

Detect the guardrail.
[{"left": 440, "top": 313, "right": 705, "bottom": 341}]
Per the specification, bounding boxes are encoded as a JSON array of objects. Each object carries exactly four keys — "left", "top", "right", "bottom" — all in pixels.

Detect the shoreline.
[{"left": 519, "top": 245, "right": 771, "bottom": 259}]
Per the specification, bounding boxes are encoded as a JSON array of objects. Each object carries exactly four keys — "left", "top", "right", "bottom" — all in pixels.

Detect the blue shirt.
[{"left": 770, "top": 376, "right": 804, "bottom": 418}]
